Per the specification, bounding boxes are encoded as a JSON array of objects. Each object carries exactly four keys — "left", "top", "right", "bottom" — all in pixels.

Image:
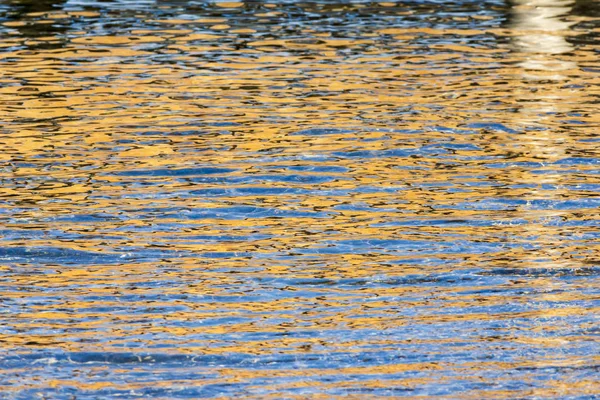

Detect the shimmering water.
[{"left": 1, "top": 0, "right": 599, "bottom": 398}]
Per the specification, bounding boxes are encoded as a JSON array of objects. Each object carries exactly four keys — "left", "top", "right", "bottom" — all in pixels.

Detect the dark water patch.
[
  {"left": 479, "top": 266, "right": 600, "bottom": 277},
  {"left": 264, "top": 273, "right": 485, "bottom": 289},
  {"left": 166, "top": 234, "right": 271, "bottom": 242},
  {"left": 428, "top": 125, "right": 478, "bottom": 135},
  {"left": 372, "top": 218, "right": 529, "bottom": 228},
  {"left": 112, "top": 167, "right": 238, "bottom": 177},
  {"left": 290, "top": 128, "right": 354, "bottom": 136},
  {"left": 260, "top": 165, "right": 350, "bottom": 173},
  {"left": 161, "top": 206, "right": 332, "bottom": 220},
  {"left": 484, "top": 161, "right": 545, "bottom": 169},
  {"left": 466, "top": 122, "right": 519, "bottom": 134},
  {"left": 0, "top": 246, "right": 188, "bottom": 266},
  {"left": 0, "top": 246, "right": 123, "bottom": 265},
  {"left": 332, "top": 147, "right": 448, "bottom": 159},
  {"left": 448, "top": 197, "right": 600, "bottom": 211},
  {"left": 189, "top": 187, "right": 310, "bottom": 197},
  {"left": 127, "top": 173, "right": 347, "bottom": 185},
  {"left": 554, "top": 157, "right": 600, "bottom": 166},
  {"left": 199, "top": 251, "right": 253, "bottom": 258},
  {"left": 515, "top": 364, "right": 600, "bottom": 373},
  {"left": 301, "top": 239, "right": 517, "bottom": 255},
  {"left": 46, "top": 213, "right": 122, "bottom": 223}
]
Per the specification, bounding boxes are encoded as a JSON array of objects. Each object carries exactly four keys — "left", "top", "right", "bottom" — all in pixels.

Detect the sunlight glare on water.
[{"left": 0, "top": 0, "right": 599, "bottom": 398}]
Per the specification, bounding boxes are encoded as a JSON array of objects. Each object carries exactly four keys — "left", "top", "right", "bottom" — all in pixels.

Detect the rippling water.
[{"left": 1, "top": 0, "right": 600, "bottom": 398}]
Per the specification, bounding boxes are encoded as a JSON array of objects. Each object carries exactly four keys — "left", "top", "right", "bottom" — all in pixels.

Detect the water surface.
[{"left": 1, "top": 0, "right": 599, "bottom": 398}]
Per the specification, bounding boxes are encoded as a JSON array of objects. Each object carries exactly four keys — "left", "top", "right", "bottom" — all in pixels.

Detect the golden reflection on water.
[{"left": 0, "top": 0, "right": 599, "bottom": 397}]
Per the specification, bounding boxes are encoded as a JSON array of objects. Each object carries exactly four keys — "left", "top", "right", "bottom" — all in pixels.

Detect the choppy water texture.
[{"left": 1, "top": 0, "right": 600, "bottom": 398}]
